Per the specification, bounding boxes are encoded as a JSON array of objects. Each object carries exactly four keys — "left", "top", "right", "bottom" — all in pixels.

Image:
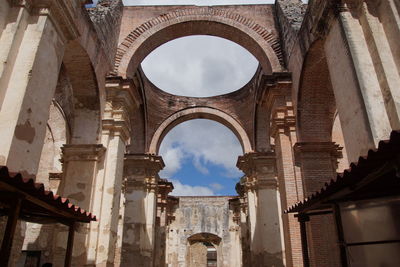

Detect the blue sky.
[{"left": 158, "top": 119, "right": 244, "bottom": 196}]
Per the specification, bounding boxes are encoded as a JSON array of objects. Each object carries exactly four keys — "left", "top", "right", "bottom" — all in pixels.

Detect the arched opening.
[
  {"left": 187, "top": 233, "right": 222, "bottom": 267},
  {"left": 116, "top": 9, "right": 283, "bottom": 78},
  {"left": 158, "top": 119, "right": 243, "bottom": 196},
  {"left": 62, "top": 40, "right": 101, "bottom": 144},
  {"left": 141, "top": 35, "right": 258, "bottom": 97},
  {"left": 150, "top": 107, "right": 252, "bottom": 154}
]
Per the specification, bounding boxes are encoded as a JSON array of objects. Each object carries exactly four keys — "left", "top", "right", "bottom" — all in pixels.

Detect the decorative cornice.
[
  {"left": 124, "top": 154, "right": 165, "bottom": 181},
  {"left": 103, "top": 78, "right": 141, "bottom": 143},
  {"left": 237, "top": 152, "right": 278, "bottom": 190},
  {"left": 61, "top": 144, "right": 106, "bottom": 162},
  {"left": 11, "top": 0, "right": 82, "bottom": 41},
  {"left": 294, "top": 141, "right": 343, "bottom": 167}
]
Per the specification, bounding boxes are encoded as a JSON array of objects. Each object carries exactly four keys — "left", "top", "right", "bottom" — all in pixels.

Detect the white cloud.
[
  {"left": 159, "top": 119, "right": 243, "bottom": 179},
  {"left": 170, "top": 179, "right": 214, "bottom": 196},
  {"left": 142, "top": 36, "right": 258, "bottom": 97},
  {"left": 209, "top": 183, "right": 224, "bottom": 191}
]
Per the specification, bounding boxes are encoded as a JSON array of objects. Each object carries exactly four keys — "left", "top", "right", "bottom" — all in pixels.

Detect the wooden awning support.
[
  {"left": 0, "top": 196, "right": 23, "bottom": 265},
  {"left": 65, "top": 222, "right": 76, "bottom": 267},
  {"left": 0, "top": 166, "right": 96, "bottom": 267}
]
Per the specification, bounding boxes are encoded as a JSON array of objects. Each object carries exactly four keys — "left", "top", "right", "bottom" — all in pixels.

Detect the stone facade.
[{"left": 0, "top": 0, "right": 399, "bottom": 266}]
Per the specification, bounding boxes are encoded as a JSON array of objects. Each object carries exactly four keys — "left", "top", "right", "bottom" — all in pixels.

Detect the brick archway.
[
  {"left": 297, "top": 40, "right": 336, "bottom": 142},
  {"left": 149, "top": 107, "right": 253, "bottom": 154},
  {"left": 115, "top": 7, "right": 284, "bottom": 78}
]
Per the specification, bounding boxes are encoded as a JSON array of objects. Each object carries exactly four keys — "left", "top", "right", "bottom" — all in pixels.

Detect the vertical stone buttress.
[
  {"left": 237, "top": 152, "right": 285, "bottom": 267},
  {"left": 121, "top": 154, "right": 164, "bottom": 266},
  {"left": 324, "top": 0, "right": 400, "bottom": 161},
  {"left": 0, "top": 0, "right": 81, "bottom": 176}
]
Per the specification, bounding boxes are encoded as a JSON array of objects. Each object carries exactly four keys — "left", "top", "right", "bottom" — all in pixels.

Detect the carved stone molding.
[
  {"left": 237, "top": 152, "right": 278, "bottom": 190},
  {"left": 9, "top": 0, "right": 85, "bottom": 41},
  {"left": 124, "top": 154, "right": 165, "bottom": 190},
  {"left": 61, "top": 144, "right": 106, "bottom": 162},
  {"left": 294, "top": 141, "right": 343, "bottom": 169},
  {"left": 103, "top": 78, "right": 140, "bottom": 143}
]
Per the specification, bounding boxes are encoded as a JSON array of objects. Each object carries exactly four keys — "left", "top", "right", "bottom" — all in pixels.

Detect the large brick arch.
[
  {"left": 114, "top": 7, "right": 284, "bottom": 78},
  {"left": 297, "top": 40, "right": 336, "bottom": 142},
  {"left": 149, "top": 107, "right": 253, "bottom": 154},
  {"left": 63, "top": 40, "right": 101, "bottom": 144}
]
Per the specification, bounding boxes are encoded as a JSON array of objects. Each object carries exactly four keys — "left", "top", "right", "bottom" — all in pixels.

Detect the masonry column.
[
  {"left": 94, "top": 78, "right": 137, "bottom": 266},
  {"left": 0, "top": 0, "right": 80, "bottom": 176},
  {"left": 324, "top": 1, "right": 393, "bottom": 161},
  {"left": 122, "top": 154, "right": 164, "bottom": 267},
  {"left": 237, "top": 152, "right": 285, "bottom": 267},
  {"left": 294, "top": 142, "right": 342, "bottom": 267},
  {"left": 57, "top": 144, "right": 106, "bottom": 265},
  {"left": 268, "top": 88, "right": 304, "bottom": 267}
]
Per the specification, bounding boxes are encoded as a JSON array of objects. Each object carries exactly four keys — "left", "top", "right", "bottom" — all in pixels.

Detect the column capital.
[
  {"left": 294, "top": 141, "right": 343, "bottom": 168},
  {"left": 237, "top": 152, "right": 278, "bottom": 190},
  {"left": 103, "top": 78, "right": 139, "bottom": 143},
  {"left": 124, "top": 154, "right": 165, "bottom": 190},
  {"left": 270, "top": 106, "right": 296, "bottom": 137},
  {"left": 61, "top": 144, "right": 106, "bottom": 162},
  {"left": 9, "top": 0, "right": 86, "bottom": 41}
]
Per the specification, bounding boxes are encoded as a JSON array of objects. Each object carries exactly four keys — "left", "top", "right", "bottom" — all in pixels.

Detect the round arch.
[
  {"left": 149, "top": 107, "right": 253, "bottom": 154},
  {"left": 63, "top": 40, "right": 101, "bottom": 144},
  {"left": 297, "top": 40, "right": 336, "bottom": 142},
  {"left": 114, "top": 8, "right": 284, "bottom": 78}
]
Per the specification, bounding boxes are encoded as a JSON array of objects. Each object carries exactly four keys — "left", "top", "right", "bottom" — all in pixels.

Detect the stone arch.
[
  {"left": 62, "top": 40, "right": 101, "bottom": 144},
  {"left": 115, "top": 7, "right": 284, "bottom": 78},
  {"left": 297, "top": 40, "right": 336, "bottom": 142},
  {"left": 149, "top": 107, "right": 253, "bottom": 154}
]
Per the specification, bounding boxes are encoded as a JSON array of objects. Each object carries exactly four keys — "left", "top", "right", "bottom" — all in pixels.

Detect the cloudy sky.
[
  {"left": 88, "top": 0, "right": 306, "bottom": 195},
  {"left": 159, "top": 119, "right": 244, "bottom": 196},
  {"left": 143, "top": 36, "right": 256, "bottom": 196}
]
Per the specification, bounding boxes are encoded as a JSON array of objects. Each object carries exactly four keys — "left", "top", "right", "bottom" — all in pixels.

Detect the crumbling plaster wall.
[{"left": 166, "top": 197, "right": 242, "bottom": 267}]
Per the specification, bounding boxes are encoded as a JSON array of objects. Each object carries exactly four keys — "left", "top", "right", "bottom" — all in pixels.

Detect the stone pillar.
[
  {"left": 237, "top": 152, "right": 285, "bottom": 267},
  {"left": 294, "top": 142, "right": 342, "bottom": 267},
  {"left": 154, "top": 179, "right": 174, "bottom": 267},
  {"left": 0, "top": 0, "right": 80, "bottom": 176},
  {"left": 121, "top": 154, "right": 165, "bottom": 267},
  {"left": 93, "top": 79, "right": 137, "bottom": 266},
  {"left": 56, "top": 144, "right": 105, "bottom": 265},
  {"left": 324, "top": 1, "right": 393, "bottom": 162},
  {"left": 268, "top": 87, "right": 304, "bottom": 267}
]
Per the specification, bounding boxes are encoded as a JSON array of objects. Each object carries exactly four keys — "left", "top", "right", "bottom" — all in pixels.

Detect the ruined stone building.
[{"left": 0, "top": 0, "right": 399, "bottom": 266}]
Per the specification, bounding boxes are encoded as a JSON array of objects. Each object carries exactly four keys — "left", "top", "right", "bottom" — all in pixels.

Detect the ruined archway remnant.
[
  {"left": 149, "top": 107, "right": 253, "bottom": 154},
  {"left": 115, "top": 7, "right": 284, "bottom": 78}
]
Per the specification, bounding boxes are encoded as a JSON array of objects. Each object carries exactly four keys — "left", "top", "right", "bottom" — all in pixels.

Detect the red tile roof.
[
  {"left": 286, "top": 131, "right": 400, "bottom": 214},
  {"left": 0, "top": 166, "right": 96, "bottom": 223}
]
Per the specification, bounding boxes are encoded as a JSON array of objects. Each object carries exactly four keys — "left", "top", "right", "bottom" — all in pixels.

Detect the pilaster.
[
  {"left": 121, "top": 154, "right": 164, "bottom": 267},
  {"left": 237, "top": 152, "right": 285, "bottom": 267},
  {"left": 57, "top": 144, "right": 105, "bottom": 266},
  {"left": 94, "top": 78, "right": 138, "bottom": 266},
  {"left": 0, "top": 0, "right": 84, "bottom": 177},
  {"left": 268, "top": 87, "right": 304, "bottom": 267}
]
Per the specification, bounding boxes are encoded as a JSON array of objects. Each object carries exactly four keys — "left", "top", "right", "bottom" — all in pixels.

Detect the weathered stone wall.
[
  {"left": 166, "top": 197, "right": 242, "bottom": 267},
  {"left": 275, "top": 0, "right": 306, "bottom": 66},
  {"left": 88, "top": 0, "right": 123, "bottom": 67}
]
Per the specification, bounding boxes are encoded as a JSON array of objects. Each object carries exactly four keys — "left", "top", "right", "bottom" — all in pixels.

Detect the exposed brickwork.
[{"left": 115, "top": 5, "right": 285, "bottom": 77}]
